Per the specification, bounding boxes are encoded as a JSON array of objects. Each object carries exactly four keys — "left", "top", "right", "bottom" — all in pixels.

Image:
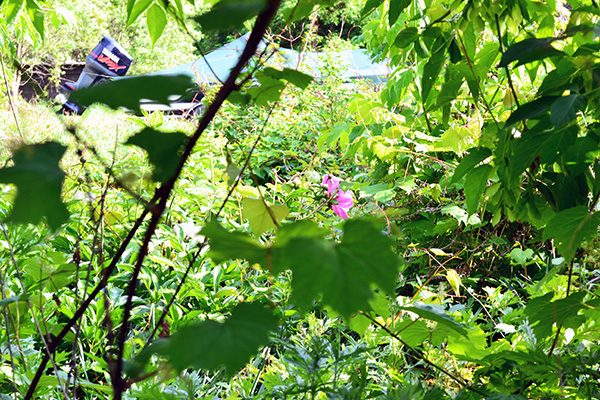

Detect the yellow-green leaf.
[{"left": 242, "top": 198, "right": 288, "bottom": 236}]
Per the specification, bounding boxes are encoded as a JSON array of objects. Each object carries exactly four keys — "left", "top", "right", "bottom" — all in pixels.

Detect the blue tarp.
[{"left": 147, "top": 34, "right": 390, "bottom": 85}]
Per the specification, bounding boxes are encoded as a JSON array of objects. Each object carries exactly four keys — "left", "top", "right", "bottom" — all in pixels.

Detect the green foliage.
[
  {"left": 70, "top": 75, "right": 197, "bottom": 113},
  {"left": 6, "top": 0, "right": 600, "bottom": 399},
  {"left": 125, "top": 128, "right": 189, "bottom": 183},
  {"left": 0, "top": 142, "right": 69, "bottom": 229}
]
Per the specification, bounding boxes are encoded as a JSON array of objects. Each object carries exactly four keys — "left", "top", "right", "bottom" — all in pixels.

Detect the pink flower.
[
  {"left": 322, "top": 175, "right": 340, "bottom": 196},
  {"left": 322, "top": 175, "right": 353, "bottom": 219}
]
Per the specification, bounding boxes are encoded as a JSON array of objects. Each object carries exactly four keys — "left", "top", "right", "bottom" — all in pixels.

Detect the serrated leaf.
[
  {"left": 523, "top": 291, "right": 589, "bottom": 339},
  {"left": 70, "top": 74, "right": 197, "bottom": 113},
  {"left": 464, "top": 164, "right": 493, "bottom": 215},
  {"left": 127, "top": 0, "right": 154, "bottom": 26},
  {"left": 498, "top": 38, "right": 565, "bottom": 68},
  {"left": 202, "top": 219, "right": 266, "bottom": 266},
  {"left": 146, "top": 3, "right": 167, "bottom": 47},
  {"left": 156, "top": 302, "right": 277, "bottom": 376},
  {"left": 0, "top": 142, "right": 69, "bottom": 230},
  {"left": 388, "top": 0, "right": 410, "bottom": 26},
  {"left": 543, "top": 206, "right": 600, "bottom": 261},
  {"left": 242, "top": 198, "right": 289, "bottom": 236},
  {"left": 281, "top": 68, "right": 312, "bottom": 89},
  {"left": 401, "top": 304, "right": 468, "bottom": 337},
  {"left": 192, "top": 0, "right": 266, "bottom": 31},
  {"left": 550, "top": 94, "right": 585, "bottom": 128},
  {"left": 451, "top": 147, "right": 492, "bottom": 183},
  {"left": 277, "top": 219, "right": 398, "bottom": 319},
  {"left": 125, "top": 128, "right": 188, "bottom": 183}
]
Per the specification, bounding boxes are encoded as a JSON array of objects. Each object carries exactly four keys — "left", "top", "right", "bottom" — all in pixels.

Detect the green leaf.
[
  {"left": 192, "top": 0, "right": 266, "bottom": 31},
  {"left": 0, "top": 142, "right": 69, "bottom": 230},
  {"left": 508, "top": 248, "right": 534, "bottom": 265},
  {"left": 498, "top": 38, "right": 566, "bottom": 68},
  {"left": 247, "top": 75, "right": 286, "bottom": 106},
  {"left": 125, "top": 128, "right": 189, "bottom": 183},
  {"left": 523, "top": 291, "right": 590, "bottom": 339},
  {"left": 241, "top": 198, "right": 289, "bottom": 236},
  {"left": 70, "top": 75, "right": 197, "bottom": 113},
  {"left": 464, "top": 164, "right": 493, "bottom": 215},
  {"left": 388, "top": 0, "right": 410, "bottom": 27},
  {"left": 550, "top": 94, "right": 585, "bottom": 128},
  {"left": 25, "top": 0, "right": 44, "bottom": 40},
  {"left": 421, "top": 39, "right": 446, "bottom": 102},
  {"left": 435, "top": 75, "right": 464, "bottom": 108},
  {"left": 504, "top": 96, "right": 559, "bottom": 128},
  {"left": 165, "top": 302, "right": 277, "bottom": 375},
  {"left": 146, "top": 3, "right": 167, "bottom": 47},
  {"left": 451, "top": 147, "right": 492, "bottom": 183},
  {"left": 400, "top": 304, "right": 468, "bottom": 337},
  {"left": 0, "top": 294, "right": 30, "bottom": 307},
  {"left": 262, "top": 67, "right": 313, "bottom": 90},
  {"left": 4, "top": 0, "right": 24, "bottom": 24},
  {"left": 278, "top": 219, "right": 398, "bottom": 319},
  {"left": 127, "top": 0, "right": 154, "bottom": 26},
  {"left": 202, "top": 219, "right": 266, "bottom": 266},
  {"left": 394, "top": 27, "right": 419, "bottom": 49},
  {"left": 361, "top": 0, "right": 384, "bottom": 17},
  {"left": 543, "top": 206, "right": 600, "bottom": 261}
]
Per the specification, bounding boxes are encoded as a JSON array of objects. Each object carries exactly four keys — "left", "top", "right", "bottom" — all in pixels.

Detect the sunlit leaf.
[
  {"left": 241, "top": 198, "right": 289, "bottom": 236},
  {"left": 524, "top": 291, "right": 590, "bottom": 339},
  {"left": 0, "top": 142, "right": 69, "bottom": 230},
  {"left": 127, "top": 0, "right": 153, "bottom": 26},
  {"left": 146, "top": 2, "right": 167, "bottom": 47},
  {"left": 543, "top": 206, "right": 600, "bottom": 261},
  {"left": 401, "top": 304, "right": 468, "bottom": 337},
  {"left": 125, "top": 128, "right": 189, "bottom": 183}
]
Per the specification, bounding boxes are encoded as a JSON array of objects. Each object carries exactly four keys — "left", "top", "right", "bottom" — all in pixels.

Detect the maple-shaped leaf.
[
  {"left": 242, "top": 197, "right": 288, "bottom": 236},
  {"left": 166, "top": 302, "right": 277, "bottom": 375},
  {"left": 543, "top": 206, "right": 600, "bottom": 262},
  {"left": 523, "top": 291, "right": 591, "bottom": 340},
  {"left": 202, "top": 219, "right": 266, "bottom": 266},
  {"left": 0, "top": 142, "right": 69, "bottom": 230},
  {"left": 125, "top": 128, "right": 189, "bottom": 183},
  {"left": 70, "top": 74, "right": 197, "bottom": 113},
  {"left": 279, "top": 219, "right": 399, "bottom": 319}
]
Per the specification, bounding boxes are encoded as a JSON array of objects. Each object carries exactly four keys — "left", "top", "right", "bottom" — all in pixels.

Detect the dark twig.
[{"left": 361, "top": 312, "right": 489, "bottom": 397}]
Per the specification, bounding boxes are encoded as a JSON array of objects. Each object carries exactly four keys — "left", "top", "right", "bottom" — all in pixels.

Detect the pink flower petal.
[
  {"left": 336, "top": 190, "right": 353, "bottom": 209},
  {"left": 332, "top": 204, "right": 349, "bottom": 219},
  {"left": 322, "top": 175, "right": 341, "bottom": 197}
]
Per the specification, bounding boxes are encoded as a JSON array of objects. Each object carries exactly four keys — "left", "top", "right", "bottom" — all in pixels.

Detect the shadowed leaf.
[{"left": 0, "top": 142, "right": 69, "bottom": 230}]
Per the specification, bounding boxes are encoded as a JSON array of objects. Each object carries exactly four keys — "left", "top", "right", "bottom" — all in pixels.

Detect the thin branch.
[{"left": 362, "top": 312, "right": 489, "bottom": 397}]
